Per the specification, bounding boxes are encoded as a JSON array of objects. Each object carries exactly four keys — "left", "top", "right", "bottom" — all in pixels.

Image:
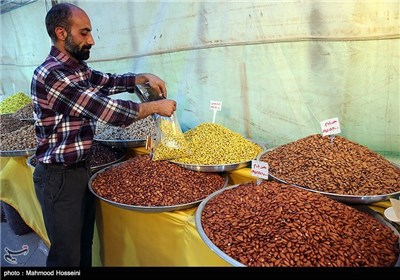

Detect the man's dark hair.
[{"left": 45, "top": 3, "right": 75, "bottom": 43}]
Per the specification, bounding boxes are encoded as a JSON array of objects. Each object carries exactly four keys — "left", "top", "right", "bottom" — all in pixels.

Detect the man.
[{"left": 31, "top": 3, "right": 176, "bottom": 267}]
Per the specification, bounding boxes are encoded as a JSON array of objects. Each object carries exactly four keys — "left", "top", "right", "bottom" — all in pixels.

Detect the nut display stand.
[
  {"left": 1, "top": 145, "right": 396, "bottom": 266},
  {"left": 94, "top": 147, "right": 251, "bottom": 266}
]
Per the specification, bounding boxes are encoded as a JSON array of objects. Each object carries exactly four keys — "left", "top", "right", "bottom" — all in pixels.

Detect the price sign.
[
  {"left": 320, "top": 117, "right": 341, "bottom": 136},
  {"left": 210, "top": 100, "right": 222, "bottom": 111},
  {"left": 210, "top": 100, "right": 222, "bottom": 123},
  {"left": 250, "top": 160, "right": 269, "bottom": 180}
]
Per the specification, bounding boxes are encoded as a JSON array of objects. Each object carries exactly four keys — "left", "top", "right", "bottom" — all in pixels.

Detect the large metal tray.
[
  {"left": 93, "top": 138, "right": 146, "bottom": 148},
  {"left": 0, "top": 148, "right": 36, "bottom": 158},
  {"left": 88, "top": 160, "right": 228, "bottom": 212},
  {"left": 170, "top": 142, "right": 266, "bottom": 172},
  {"left": 257, "top": 149, "right": 400, "bottom": 204},
  {"left": 195, "top": 183, "right": 400, "bottom": 267},
  {"left": 27, "top": 151, "right": 126, "bottom": 173}
]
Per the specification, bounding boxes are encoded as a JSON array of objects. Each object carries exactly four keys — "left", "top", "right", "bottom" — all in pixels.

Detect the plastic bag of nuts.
[{"left": 151, "top": 112, "right": 191, "bottom": 161}]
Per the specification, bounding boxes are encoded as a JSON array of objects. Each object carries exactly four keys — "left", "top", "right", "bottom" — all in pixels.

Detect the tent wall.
[{"left": 1, "top": 0, "right": 399, "bottom": 160}]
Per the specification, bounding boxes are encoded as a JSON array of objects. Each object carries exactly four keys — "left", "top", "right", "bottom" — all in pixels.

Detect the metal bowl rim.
[
  {"left": 257, "top": 148, "right": 400, "bottom": 204},
  {"left": 93, "top": 138, "right": 146, "bottom": 148},
  {"left": 0, "top": 148, "right": 36, "bottom": 157},
  {"left": 26, "top": 148, "right": 127, "bottom": 171},
  {"left": 170, "top": 140, "right": 266, "bottom": 172}
]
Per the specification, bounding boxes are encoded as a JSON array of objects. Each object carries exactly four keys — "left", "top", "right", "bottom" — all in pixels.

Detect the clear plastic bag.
[{"left": 151, "top": 112, "right": 191, "bottom": 161}]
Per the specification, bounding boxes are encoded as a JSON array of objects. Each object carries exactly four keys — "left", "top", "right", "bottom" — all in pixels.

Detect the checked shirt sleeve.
[{"left": 44, "top": 68, "right": 139, "bottom": 127}]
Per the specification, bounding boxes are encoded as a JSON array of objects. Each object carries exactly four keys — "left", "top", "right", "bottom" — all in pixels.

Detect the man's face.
[
  {"left": 63, "top": 7, "right": 94, "bottom": 61},
  {"left": 65, "top": 31, "right": 91, "bottom": 61}
]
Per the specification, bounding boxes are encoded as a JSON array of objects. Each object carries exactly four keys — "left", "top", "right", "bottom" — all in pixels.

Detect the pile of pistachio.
[{"left": 0, "top": 92, "right": 31, "bottom": 114}]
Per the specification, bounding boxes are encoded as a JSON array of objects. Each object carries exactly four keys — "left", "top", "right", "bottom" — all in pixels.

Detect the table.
[{"left": 1, "top": 148, "right": 396, "bottom": 267}]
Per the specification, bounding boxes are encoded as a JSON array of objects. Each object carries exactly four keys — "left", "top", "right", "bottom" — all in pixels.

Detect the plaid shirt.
[{"left": 31, "top": 46, "right": 140, "bottom": 165}]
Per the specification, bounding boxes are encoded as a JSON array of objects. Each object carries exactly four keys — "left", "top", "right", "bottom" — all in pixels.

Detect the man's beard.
[{"left": 65, "top": 34, "right": 91, "bottom": 61}]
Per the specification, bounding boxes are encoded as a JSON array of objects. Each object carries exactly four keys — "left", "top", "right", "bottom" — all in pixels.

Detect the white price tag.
[
  {"left": 251, "top": 160, "right": 269, "bottom": 180},
  {"left": 320, "top": 117, "right": 341, "bottom": 136},
  {"left": 210, "top": 100, "right": 222, "bottom": 111},
  {"left": 210, "top": 100, "right": 222, "bottom": 123}
]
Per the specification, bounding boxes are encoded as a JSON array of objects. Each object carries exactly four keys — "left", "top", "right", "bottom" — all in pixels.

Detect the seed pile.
[
  {"left": 95, "top": 115, "right": 156, "bottom": 140},
  {"left": 0, "top": 92, "right": 32, "bottom": 114},
  {"left": 0, "top": 114, "right": 36, "bottom": 151},
  {"left": 201, "top": 181, "right": 399, "bottom": 267},
  {"left": 174, "top": 122, "right": 263, "bottom": 165},
  {"left": 91, "top": 154, "right": 226, "bottom": 207},
  {"left": 89, "top": 142, "right": 126, "bottom": 169},
  {"left": 260, "top": 134, "right": 400, "bottom": 196},
  {"left": 13, "top": 102, "right": 34, "bottom": 120}
]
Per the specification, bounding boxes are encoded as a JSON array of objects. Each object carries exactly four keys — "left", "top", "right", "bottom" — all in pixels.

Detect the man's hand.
[
  {"left": 135, "top": 73, "right": 167, "bottom": 98},
  {"left": 138, "top": 99, "right": 177, "bottom": 119}
]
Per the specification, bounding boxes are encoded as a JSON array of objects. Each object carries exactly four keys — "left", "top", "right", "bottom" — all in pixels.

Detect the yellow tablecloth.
[
  {"left": 0, "top": 155, "right": 102, "bottom": 267},
  {"left": 0, "top": 156, "right": 49, "bottom": 246},
  {"left": 96, "top": 202, "right": 230, "bottom": 266}
]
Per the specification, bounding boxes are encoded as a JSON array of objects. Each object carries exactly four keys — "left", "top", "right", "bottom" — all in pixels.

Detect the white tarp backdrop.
[{"left": 1, "top": 0, "right": 399, "bottom": 161}]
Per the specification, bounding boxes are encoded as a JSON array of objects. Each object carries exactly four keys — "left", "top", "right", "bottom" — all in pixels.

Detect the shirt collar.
[{"left": 49, "top": 46, "right": 88, "bottom": 71}]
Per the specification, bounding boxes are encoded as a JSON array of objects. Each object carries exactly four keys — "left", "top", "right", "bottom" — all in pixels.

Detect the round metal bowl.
[
  {"left": 195, "top": 183, "right": 400, "bottom": 267},
  {"left": 169, "top": 161, "right": 250, "bottom": 173},
  {"left": 88, "top": 160, "right": 229, "bottom": 212},
  {"left": 27, "top": 150, "right": 126, "bottom": 173},
  {"left": 93, "top": 138, "right": 146, "bottom": 148},
  {"left": 170, "top": 142, "right": 266, "bottom": 172},
  {"left": 257, "top": 149, "right": 400, "bottom": 204},
  {"left": 0, "top": 148, "right": 36, "bottom": 158},
  {"left": 89, "top": 148, "right": 127, "bottom": 173}
]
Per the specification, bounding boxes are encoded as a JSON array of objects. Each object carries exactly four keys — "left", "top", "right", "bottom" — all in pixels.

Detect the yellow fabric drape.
[
  {"left": 0, "top": 156, "right": 49, "bottom": 247},
  {"left": 96, "top": 201, "right": 230, "bottom": 266},
  {"left": 0, "top": 155, "right": 102, "bottom": 266}
]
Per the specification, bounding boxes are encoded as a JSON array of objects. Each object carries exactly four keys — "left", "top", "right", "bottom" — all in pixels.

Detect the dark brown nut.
[
  {"left": 200, "top": 180, "right": 399, "bottom": 267},
  {"left": 259, "top": 134, "right": 400, "bottom": 196},
  {"left": 91, "top": 155, "right": 226, "bottom": 206}
]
